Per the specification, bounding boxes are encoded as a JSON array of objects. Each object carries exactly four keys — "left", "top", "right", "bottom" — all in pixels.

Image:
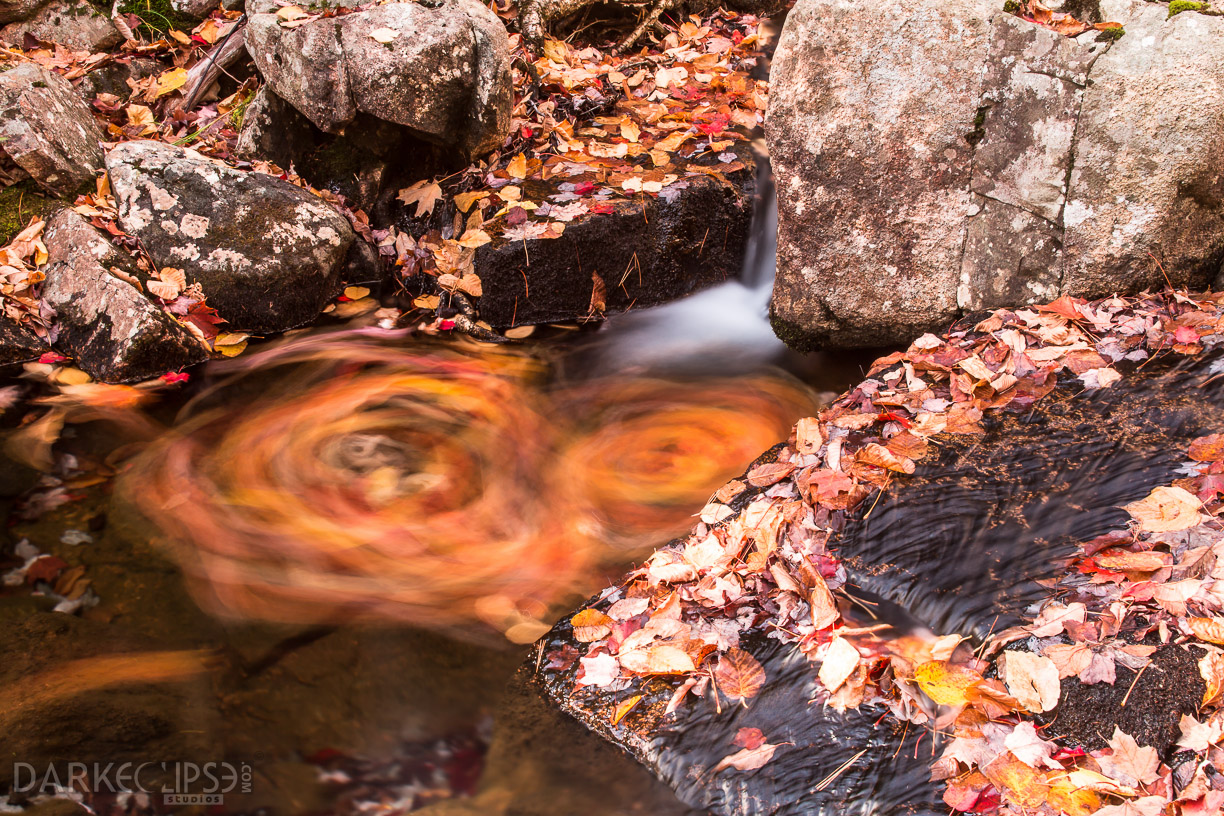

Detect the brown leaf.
[
  {"left": 1099, "top": 727, "right": 1160, "bottom": 787},
  {"left": 397, "top": 181, "right": 443, "bottom": 217},
  {"left": 618, "top": 644, "right": 696, "bottom": 675},
  {"left": 1001, "top": 651, "right": 1061, "bottom": 712},
  {"left": 716, "top": 648, "right": 766, "bottom": 701},
  {"left": 810, "top": 575, "right": 838, "bottom": 630},
  {"left": 794, "top": 417, "right": 823, "bottom": 455},
  {"left": 1189, "top": 617, "right": 1224, "bottom": 646},
  {"left": 857, "top": 443, "right": 915, "bottom": 474},
  {"left": 588, "top": 272, "right": 606, "bottom": 315},
  {"left": 746, "top": 461, "right": 795, "bottom": 488}
]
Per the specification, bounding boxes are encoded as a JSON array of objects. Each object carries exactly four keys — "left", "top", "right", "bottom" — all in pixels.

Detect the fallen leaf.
[
  {"left": 1099, "top": 727, "right": 1160, "bottom": 787},
  {"left": 397, "top": 181, "right": 443, "bottom": 217},
  {"left": 746, "top": 461, "right": 794, "bottom": 488},
  {"left": 154, "top": 67, "right": 188, "bottom": 98},
  {"left": 571, "top": 609, "right": 613, "bottom": 642},
  {"left": 619, "top": 644, "right": 696, "bottom": 675},
  {"left": 611, "top": 694, "right": 643, "bottom": 725},
  {"left": 716, "top": 648, "right": 765, "bottom": 701},
  {"left": 369, "top": 26, "right": 399, "bottom": 43},
  {"left": 713, "top": 742, "right": 778, "bottom": 773},
  {"left": 1189, "top": 617, "right": 1224, "bottom": 645},
  {"left": 1124, "top": 485, "right": 1203, "bottom": 532},
  {"left": 507, "top": 154, "right": 528, "bottom": 180},
  {"left": 1001, "top": 651, "right": 1060, "bottom": 712},
  {"left": 794, "top": 417, "right": 823, "bottom": 455},
  {"left": 818, "top": 636, "right": 860, "bottom": 693},
  {"left": 734, "top": 727, "right": 765, "bottom": 750},
  {"left": 914, "top": 660, "right": 982, "bottom": 705}
]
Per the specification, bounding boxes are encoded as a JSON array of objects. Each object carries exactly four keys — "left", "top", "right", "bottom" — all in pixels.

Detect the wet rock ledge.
[{"left": 511, "top": 291, "right": 1224, "bottom": 816}]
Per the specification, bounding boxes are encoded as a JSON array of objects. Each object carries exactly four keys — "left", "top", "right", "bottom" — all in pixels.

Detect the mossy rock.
[
  {"left": 1168, "top": 0, "right": 1207, "bottom": 17},
  {"left": 0, "top": 181, "right": 56, "bottom": 246},
  {"left": 117, "top": 0, "right": 197, "bottom": 35}
]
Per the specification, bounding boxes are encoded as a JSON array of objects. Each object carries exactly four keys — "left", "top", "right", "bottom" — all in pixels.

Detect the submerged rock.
[
  {"left": 41, "top": 208, "right": 208, "bottom": 382},
  {"left": 768, "top": 0, "right": 1224, "bottom": 349},
  {"left": 106, "top": 140, "right": 356, "bottom": 333},
  {"left": 0, "top": 63, "right": 104, "bottom": 197},
  {"left": 244, "top": 0, "right": 512, "bottom": 161}
]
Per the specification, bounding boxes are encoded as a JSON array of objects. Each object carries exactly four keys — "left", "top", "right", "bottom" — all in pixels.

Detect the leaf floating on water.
[
  {"left": 712, "top": 742, "right": 778, "bottom": 773},
  {"left": 1190, "top": 433, "right": 1224, "bottom": 463},
  {"left": 733, "top": 727, "right": 766, "bottom": 750},
  {"left": 1124, "top": 485, "right": 1203, "bottom": 532},
  {"left": 818, "top": 636, "right": 860, "bottom": 694},
  {"left": 570, "top": 609, "right": 613, "bottom": 642},
  {"left": 716, "top": 648, "right": 765, "bottom": 701}
]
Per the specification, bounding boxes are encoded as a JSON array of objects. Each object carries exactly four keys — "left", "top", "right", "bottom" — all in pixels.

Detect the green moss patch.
[
  {"left": 1168, "top": 0, "right": 1207, "bottom": 17},
  {"left": 0, "top": 181, "right": 56, "bottom": 246}
]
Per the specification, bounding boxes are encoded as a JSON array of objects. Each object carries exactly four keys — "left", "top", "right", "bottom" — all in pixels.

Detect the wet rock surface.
[
  {"left": 40, "top": 208, "right": 208, "bottom": 382},
  {"left": 244, "top": 0, "right": 512, "bottom": 160},
  {"left": 0, "top": 313, "right": 48, "bottom": 368},
  {"left": 476, "top": 165, "right": 756, "bottom": 328},
  {"left": 767, "top": 0, "right": 1224, "bottom": 349},
  {"left": 528, "top": 351, "right": 1224, "bottom": 816},
  {"left": 106, "top": 140, "right": 356, "bottom": 333},
  {"left": 0, "top": 63, "right": 104, "bottom": 197}
]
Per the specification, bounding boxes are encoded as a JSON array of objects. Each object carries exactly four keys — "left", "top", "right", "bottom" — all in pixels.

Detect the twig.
[
  {"left": 179, "top": 16, "right": 248, "bottom": 113},
  {"left": 814, "top": 749, "right": 867, "bottom": 792}
]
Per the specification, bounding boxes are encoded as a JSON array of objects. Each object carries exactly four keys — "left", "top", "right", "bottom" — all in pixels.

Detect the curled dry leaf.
[
  {"left": 794, "top": 416, "right": 823, "bottom": 455},
  {"left": 570, "top": 608, "right": 613, "bottom": 642},
  {"left": 857, "top": 442, "right": 915, "bottom": 474},
  {"left": 716, "top": 648, "right": 766, "bottom": 701},
  {"left": 1188, "top": 616, "right": 1224, "bottom": 645}
]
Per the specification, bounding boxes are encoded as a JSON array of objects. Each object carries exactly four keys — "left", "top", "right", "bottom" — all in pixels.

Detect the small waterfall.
[{"left": 587, "top": 159, "right": 785, "bottom": 376}]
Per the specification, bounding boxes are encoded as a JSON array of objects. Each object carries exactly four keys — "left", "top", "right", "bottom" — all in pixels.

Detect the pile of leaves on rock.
[
  {"left": 550, "top": 290, "right": 1224, "bottom": 816},
  {"left": 0, "top": 0, "right": 771, "bottom": 353}
]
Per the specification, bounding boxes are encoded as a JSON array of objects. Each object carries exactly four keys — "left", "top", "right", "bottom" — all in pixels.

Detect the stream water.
[{"left": 0, "top": 166, "right": 883, "bottom": 816}]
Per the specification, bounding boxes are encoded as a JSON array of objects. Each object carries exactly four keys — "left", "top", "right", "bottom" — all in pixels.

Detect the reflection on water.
[{"left": 119, "top": 332, "right": 819, "bottom": 642}]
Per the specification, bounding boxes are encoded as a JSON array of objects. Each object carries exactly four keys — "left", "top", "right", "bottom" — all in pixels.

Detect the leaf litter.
[{"left": 549, "top": 290, "right": 1224, "bottom": 815}]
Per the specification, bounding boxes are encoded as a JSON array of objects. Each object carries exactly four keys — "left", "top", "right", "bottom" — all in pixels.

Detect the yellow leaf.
[
  {"left": 570, "top": 608, "right": 612, "bottom": 642},
  {"left": 619, "top": 644, "right": 696, "bottom": 675},
  {"left": 216, "top": 339, "right": 247, "bottom": 357},
  {"left": 542, "top": 38, "right": 568, "bottom": 65},
  {"left": 457, "top": 273, "right": 482, "bottom": 297},
  {"left": 169, "top": 28, "right": 191, "bottom": 44},
  {"left": 454, "top": 191, "right": 490, "bottom": 213},
  {"left": 611, "top": 694, "right": 643, "bottom": 725},
  {"left": 397, "top": 181, "right": 443, "bottom": 217},
  {"left": 343, "top": 286, "right": 370, "bottom": 300},
  {"left": 914, "top": 660, "right": 982, "bottom": 705},
  {"left": 982, "top": 752, "right": 1049, "bottom": 809},
  {"left": 506, "top": 154, "right": 528, "bottom": 180},
  {"left": 620, "top": 119, "right": 641, "bottom": 143},
  {"left": 413, "top": 294, "right": 440, "bottom": 310},
  {"left": 456, "top": 230, "right": 491, "bottom": 249},
  {"left": 369, "top": 26, "right": 399, "bottom": 43},
  {"left": 1046, "top": 781, "right": 1101, "bottom": 816},
  {"left": 275, "top": 4, "right": 307, "bottom": 20}
]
